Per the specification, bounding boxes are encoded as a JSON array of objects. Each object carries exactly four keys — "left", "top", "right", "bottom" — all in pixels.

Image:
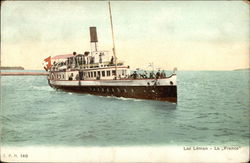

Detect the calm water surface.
[{"left": 1, "top": 71, "right": 249, "bottom": 146}]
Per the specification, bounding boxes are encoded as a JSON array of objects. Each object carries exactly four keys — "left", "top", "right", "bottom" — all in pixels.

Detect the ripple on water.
[{"left": 1, "top": 71, "right": 249, "bottom": 146}]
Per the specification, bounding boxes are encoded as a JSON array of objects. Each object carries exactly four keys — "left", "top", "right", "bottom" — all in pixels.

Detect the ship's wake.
[{"left": 103, "top": 95, "right": 147, "bottom": 102}]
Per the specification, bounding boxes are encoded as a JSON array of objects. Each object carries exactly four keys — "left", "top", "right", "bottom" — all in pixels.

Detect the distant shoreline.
[
  {"left": 0, "top": 72, "right": 48, "bottom": 76},
  {"left": 234, "top": 68, "right": 250, "bottom": 71},
  {"left": 0, "top": 66, "right": 24, "bottom": 70}
]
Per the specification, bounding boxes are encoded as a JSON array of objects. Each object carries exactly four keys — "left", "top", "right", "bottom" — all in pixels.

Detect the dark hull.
[{"left": 51, "top": 84, "right": 177, "bottom": 103}]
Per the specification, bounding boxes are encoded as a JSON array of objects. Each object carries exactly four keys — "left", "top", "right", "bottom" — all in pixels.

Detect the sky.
[{"left": 1, "top": 1, "right": 249, "bottom": 70}]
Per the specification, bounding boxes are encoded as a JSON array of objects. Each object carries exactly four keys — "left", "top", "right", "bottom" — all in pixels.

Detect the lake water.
[{"left": 1, "top": 71, "right": 249, "bottom": 146}]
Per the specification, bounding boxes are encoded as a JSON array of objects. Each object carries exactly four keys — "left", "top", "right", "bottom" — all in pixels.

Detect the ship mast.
[{"left": 108, "top": 1, "right": 117, "bottom": 79}]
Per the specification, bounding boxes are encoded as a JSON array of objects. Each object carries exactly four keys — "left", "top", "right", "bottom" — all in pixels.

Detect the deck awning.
[{"left": 52, "top": 54, "right": 74, "bottom": 60}]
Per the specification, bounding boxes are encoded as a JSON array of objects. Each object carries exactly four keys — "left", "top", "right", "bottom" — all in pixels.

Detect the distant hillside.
[
  {"left": 0, "top": 66, "right": 24, "bottom": 70},
  {"left": 234, "top": 68, "right": 250, "bottom": 71}
]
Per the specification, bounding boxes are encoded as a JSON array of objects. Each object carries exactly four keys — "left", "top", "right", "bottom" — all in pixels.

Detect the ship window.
[
  {"left": 107, "top": 71, "right": 111, "bottom": 76},
  {"left": 94, "top": 71, "right": 96, "bottom": 77},
  {"left": 88, "top": 72, "right": 90, "bottom": 78},
  {"left": 91, "top": 72, "right": 93, "bottom": 77},
  {"left": 122, "top": 70, "right": 125, "bottom": 76},
  {"left": 102, "top": 71, "right": 105, "bottom": 77},
  {"left": 112, "top": 70, "right": 116, "bottom": 75},
  {"left": 98, "top": 71, "right": 101, "bottom": 77},
  {"left": 118, "top": 70, "right": 121, "bottom": 76}
]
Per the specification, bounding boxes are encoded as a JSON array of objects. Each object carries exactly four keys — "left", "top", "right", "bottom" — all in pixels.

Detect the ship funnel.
[{"left": 89, "top": 27, "right": 98, "bottom": 42}]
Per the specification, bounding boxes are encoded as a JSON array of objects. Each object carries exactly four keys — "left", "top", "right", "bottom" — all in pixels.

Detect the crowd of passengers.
[
  {"left": 66, "top": 70, "right": 167, "bottom": 81},
  {"left": 51, "top": 51, "right": 115, "bottom": 71},
  {"left": 52, "top": 52, "right": 168, "bottom": 80},
  {"left": 129, "top": 70, "right": 166, "bottom": 79}
]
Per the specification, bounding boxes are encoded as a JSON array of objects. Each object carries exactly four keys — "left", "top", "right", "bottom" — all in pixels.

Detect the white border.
[{"left": 1, "top": 146, "right": 249, "bottom": 162}]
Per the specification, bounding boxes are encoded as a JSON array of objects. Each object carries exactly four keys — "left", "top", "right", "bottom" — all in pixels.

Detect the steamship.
[{"left": 44, "top": 2, "right": 177, "bottom": 103}]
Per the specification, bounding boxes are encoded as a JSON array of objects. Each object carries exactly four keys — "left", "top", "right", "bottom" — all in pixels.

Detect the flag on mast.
[{"left": 43, "top": 56, "right": 51, "bottom": 71}]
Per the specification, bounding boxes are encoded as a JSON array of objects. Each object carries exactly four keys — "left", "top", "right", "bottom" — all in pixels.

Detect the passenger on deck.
[
  {"left": 160, "top": 70, "right": 166, "bottom": 78},
  {"left": 132, "top": 71, "right": 138, "bottom": 79},
  {"left": 75, "top": 74, "right": 79, "bottom": 80},
  {"left": 110, "top": 56, "right": 114, "bottom": 64},
  {"left": 90, "top": 56, "right": 94, "bottom": 64},
  {"left": 74, "top": 57, "right": 78, "bottom": 68},
  {"left": 149, "top": 72, "right": 155, "bottom": 79},
  {"left": 69, "top": 74, "right": 73, "bottom": 80},
  {"left": 99, "top": 54, "right": 102, "bottom": 63},
  {"left": 142, "top": 71, "right": 148, "bottom": 78},
  {"left": 96, "top": 74, "right": 100, "bottom": 80},
  {"left": 79, "top": 57, "right": 82, "bottom": 65},
  {"left": 83, "top": 56, "right": 86, "bottom": 64},
  {"left": 156, "top": 70, "right": 160, "bottom": 79}
]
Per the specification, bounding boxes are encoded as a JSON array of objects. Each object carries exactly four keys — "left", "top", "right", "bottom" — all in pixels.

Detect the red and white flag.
[{"left": 43, "top": 56, "right": 51, "bottom": 71}]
